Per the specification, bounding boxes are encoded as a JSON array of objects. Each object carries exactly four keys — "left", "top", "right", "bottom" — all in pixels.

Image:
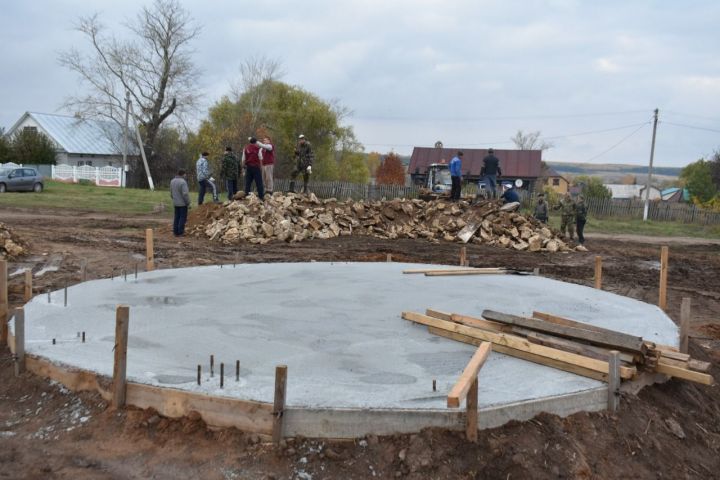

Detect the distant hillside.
[{"left": 547, "top": 162, "right": 682, "bottom": 184}]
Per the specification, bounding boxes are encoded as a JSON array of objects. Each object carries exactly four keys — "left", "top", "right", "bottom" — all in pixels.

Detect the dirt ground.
[{"left": 1, "top": 205, "right": 719, "bottom": 479}]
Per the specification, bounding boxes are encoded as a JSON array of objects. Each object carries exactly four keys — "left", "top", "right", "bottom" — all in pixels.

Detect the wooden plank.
[
  {"left": 687, "top": 359, "right": 712, "bottom": 373},
  {"left": 607, "top": 351, "right": 620, "bottom": 412},
  {"left": 447, "top": 342, "right": 492, "bottom": 408},
  {"left": 0, "top": 260, "right": 7, "bottom": 344},
  {"left": 145, "top": 228, "right": 155, "bottom": 272},
  {"left": 425, "top": 270, "right": 509, "bottom": 277},
  {"left": 428, "top": 327, "right": 608, "bottom": 382},
  {"left": 533, "top": 311, "right": 623, "bottom": 336},
  {"left": 659, "top": 246, "right": 668, "bottom": 311},
  {"left": 403, "top": 312, "right": 636, "bottom": 379},
  {"left": 425, "top": 308, "right": 453, "bottom": 321},
  {"left": 655, "top": 363, "right": 714, "bottom": 386},
  {"left": 272, "top": 365, "right": 288, "bottom": 445},
  {"left": 526, "top": 331, "right": 636, "bottom": 364},
  {"left": 14, "top": 308, "right": 25, "bottom": 376},
  {"left": 657, "top": 349, "right": 690, "bottom": 361},
  {"left": 484, "top": 310, "right": 646, "bottom": 355},
  {"left": 679, "top": 297, "right": 691, "bottom": 354},
  {"left": 23, "top": 269, "right": 32, "bottom": 303},
  {"left": 466, "top": 377, "right": 478, "bottom": 443},
  {"left": 403, "top": 268, "right": 496, "bottom": 274},
  {"left": 594, "top": 256, "right": 602, "bottom": 289},
  {"left": 112, "top": 305, "right": 130, "bottom": 408},
  {"left": 26, "top": 355, "right": 112, "bottom": 401},
  {"left": 450, "top": 313, "right": 511, "bottom": 333}
]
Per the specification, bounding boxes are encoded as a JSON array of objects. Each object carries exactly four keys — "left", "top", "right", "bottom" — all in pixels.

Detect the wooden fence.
[{"left": 584, "top": 198, "right": 720, "bottom": 225}]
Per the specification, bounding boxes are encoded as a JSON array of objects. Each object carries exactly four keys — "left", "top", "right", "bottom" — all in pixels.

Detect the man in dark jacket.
[
  {"left": 575, "top": 195, "right": 588, "bottom": 244},
  {"left": 170, "top": 169, "right": 191, "bottom": 236},
  {"left": 533, "top": 193, "right": 549, "bottom": 223},
  {"left": 220, "top": 146, "right": 239, "bottom": 200},
  {"left": 481, "top": 148, "right": 502, "bottom": 198},
  {"left": 290, "top": 134, "right": 314, "bottom": 193}
]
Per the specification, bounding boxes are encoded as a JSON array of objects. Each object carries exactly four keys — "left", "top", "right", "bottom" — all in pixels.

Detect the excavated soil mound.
[
  {"left": 0, "top": 222, "right": 27, "bottom": 259},
  {"left": 187, "top": 193, "right": 584, "bottom": 252}
]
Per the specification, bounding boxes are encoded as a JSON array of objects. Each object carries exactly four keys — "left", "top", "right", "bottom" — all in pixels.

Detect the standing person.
[
  {"left": 220, "top": 146, "right": 239, "bottom": 200},
  {"left": 480, "top": 148, "right": 502, "bottom": 198},
  {"left": 260, "top": 136, "right": 275, "bottom": 195},
  {"left": 557, "top": 192, "right": 576, "bottom": 240},
  {"left": 575, "top": 195, "right": 587, "bottom": 244},
  {"left": 449, "top": 151, "right": 463, "bottom": 202},
  {"left": 533, "top": 193, "right": 549, "bottom": 223},
  {"left": 170, "top": 169, "right": 191, "bottom": 236},
  {"left": 290, "top": 134, "right": 314, "bottom": 193},
  {"left": 242, "top": 137, "right": 272, "bottom": 200},
  {"left": 196, "top": 151, "right": 218, "bottom": 205}
]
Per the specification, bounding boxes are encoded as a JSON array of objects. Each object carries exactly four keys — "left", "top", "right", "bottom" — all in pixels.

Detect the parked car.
[{"left": 0, "top": 167, "right": 44, "bottom": 193}]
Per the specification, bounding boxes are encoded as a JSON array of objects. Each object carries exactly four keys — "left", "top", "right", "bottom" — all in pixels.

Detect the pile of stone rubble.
[{"left": 0, "top": 223, "right": 27, "bottom": 259}]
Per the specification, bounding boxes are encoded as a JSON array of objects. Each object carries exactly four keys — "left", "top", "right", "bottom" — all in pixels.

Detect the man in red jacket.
[
  {"left": 242, "top": 137, "right": 271, "bottom": 200},
  {"left": 260, "top": 136, "right": 275, "bottom": 195}
]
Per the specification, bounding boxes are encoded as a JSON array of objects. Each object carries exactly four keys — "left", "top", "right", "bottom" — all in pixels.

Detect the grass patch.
[
  {"left": 544, "top": 215, "right": 720, "bottom": 239},
  {"left": 0, "top": 180, "right": 172, "bottom": 215}
]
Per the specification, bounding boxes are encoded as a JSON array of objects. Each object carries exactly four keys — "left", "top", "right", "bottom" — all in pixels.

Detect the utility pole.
[
  {"left": 121, "top": 91, "right": 130, "bottom": 188},
  {"left": 127, "top": 101, "right": 155, "bottom": 191},
  {"left": 643, "top": 108, "right": 659, "bottom": 221}
]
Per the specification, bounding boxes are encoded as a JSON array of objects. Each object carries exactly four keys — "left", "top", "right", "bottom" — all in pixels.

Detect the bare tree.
[
  {"left": 230, "top": 55, "right": 284, "bottom": 130},
  {"left": 58, "top": 0, "right": 201, "bottom": 155},
  {"left": 510, "top": 130, "right": 554, "bottom": 151}
]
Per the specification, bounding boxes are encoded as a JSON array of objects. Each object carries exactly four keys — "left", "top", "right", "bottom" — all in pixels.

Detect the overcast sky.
[{"left": 1, "top": 0, "right": 719, "bottom": 166}]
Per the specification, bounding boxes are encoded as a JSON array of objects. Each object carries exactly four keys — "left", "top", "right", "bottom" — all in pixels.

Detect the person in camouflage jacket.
[
  {"left": 575, "top": 195, "right": 588, "bottom": 244},
  {"left": 220, "top": 147, "right": 240, "bottom": 200},
  {"left": 290, "top": 135, "right": 314, "bottom": 193},
  {"left": 556, "top": 192, "right": 576, "bottom": 240}
]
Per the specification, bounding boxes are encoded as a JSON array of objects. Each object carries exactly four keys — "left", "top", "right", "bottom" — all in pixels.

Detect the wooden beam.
[
  {"left": 659, "top": 246, "right": 669, "bottom": 311},
  {"left": 679, "top": 297, "right": 691, "bottom": 354},
  {"left": 428, "top": 327, "right": 608, "bottom": 382},
  {"left": 607, "top": 351, "right": 620, "bottom": 412},
  {"left": 112, "top": 305, "right": 130, "bottom": 408},
  {"left": 403, "top": 268, "right": 492, "bottom": 274},
  {"left": 459, "top": 246, "right": 467, "bottom": 267},
  {"left": 594, "top": 256, "right": 602, "bottom": 289},
  {"left": 23, "top": 269, "right": 32, "bottom": 303},
  {"left": 272, "top": 365, "right": 288, "bottom": 446},
  {"left": 532, "top": 311, "right": 618, "bottom": 336},
  {"left": 526, "top": 331, "right": 636, "bottom": 364},
  {"left": 483, "top": 310, "right": 646, "bottom": 355},
  {"left": 466, "top": 377, "right": 478, "bottom": 443},
  {"left": 425, "top": 270, "right": 508, "bottom": 277},
  {"left": 447, "top": 342, "right": 492, "bottom": 408},
  {"left": 425, "top": 308, "right": 453, "bottom": 321},
  {"left": 450, "top": 313, "right": 511, "bottom": 333},
  {"left": 145, "top": 228, "right": 155, "bottom": 272},
  {"left": 402, "top": 312, "right": 636, "bottom": 379},
  {"left": 687, "top": 359, "right": 712, "bottom": 373},
  {"left": 655, "top": 362, "right": 714, "bottom": 386},
  {"left": 14, "top": 308, "right": 25, "bottom": 376},
  {"left": 657, "top": 348, "right": 690, "bottom": 362},
  {"left": 0, "top": 260, "right": 7, "bottom": 344}
]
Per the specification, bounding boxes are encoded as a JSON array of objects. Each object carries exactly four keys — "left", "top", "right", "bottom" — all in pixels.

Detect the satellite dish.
[{"left": 514, "top": 179, "right": 523, "bottom": 188}]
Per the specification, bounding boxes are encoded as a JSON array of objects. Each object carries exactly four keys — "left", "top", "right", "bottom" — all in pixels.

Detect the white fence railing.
[{"left": 51, "top": 164, "right": 125, "bottom": 187}]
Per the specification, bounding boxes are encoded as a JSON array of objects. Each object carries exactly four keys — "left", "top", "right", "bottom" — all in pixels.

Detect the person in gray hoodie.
[
  {"left": 196, "top": 151, "right": 218, "bottom": 205},
  {"left": 170, "top": 169, "right": 191, "bottom": 236}
]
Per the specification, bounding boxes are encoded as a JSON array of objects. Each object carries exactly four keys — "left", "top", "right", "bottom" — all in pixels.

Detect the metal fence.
[{"left": 584, "top": 197, "right": 720, "bottom": 225}]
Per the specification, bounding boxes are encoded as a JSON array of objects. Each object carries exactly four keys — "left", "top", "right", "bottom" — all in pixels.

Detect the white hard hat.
[{"left": 298, "top": 134, "right": 305, "bottom": 139}]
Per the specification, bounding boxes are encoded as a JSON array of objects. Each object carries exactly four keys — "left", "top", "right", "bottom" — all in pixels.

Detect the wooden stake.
[
  {"left": 64, "top": 282, "right": 68, "bottom": 307},
  {"left": 47, "top": 289, "right": 50, "bottom": 303},
  {"left": 386, "top": 253, "right": 392, "bottom": 262},
  {"left": 0, "top": 260, "right": 7, "bottom": 344},
  {"left": 197, "top": 365, "right": 201, "bottom": 386},
  {"left": 594, "top": 256, "right": 602, "bottom": 289},
  {"left": 112, "top": 305, "right": 130, "bottom": 408},
  {"left": 533, "top": 267, "right": 540, "bottom": 276},
  {"left": 134, "top": 263, "right": 138, "bottom": 280},
  {"left": 447, "top": 342, "right": 492, "bottom": 408},
  {"left": 432, "top": 379, "right": 436, "bottom": 392},
  {"left": 272, "top": 365, "right": 288, "bottom": 446},
  {"left": 220, "top": 363, "right": 224, "bottom": 388},
  {"left": 23, "top": 269, "right": 32, "bottom": 303},
  {"left": 459, "top": 246, "right": 467, "bottom": 266},
  {"left": 236, "top": 360, "right": 240, "bottom": 381},
  {"left": 145, "top": 228, "right": 155, "bottom": 271},
  {"left": 607, "top": 351, "right": 620, "bottom": 412},
  {"left": 659, "top": 246, "right": 669, "bottom": 310},
  {"left": 14, "top": 308, "right": 25, "bottom": 376},
  {"left": 679, "top": 297, "right": 691, "bottom": 354},
  {"left": 82, "top": 331, "right": 86, "bottom": 343},
  {"left": 210, "top": 355, "right": 214, "bottom": 377},
  {"left": 466, "top": 377, "right": 478, "bottom": 443}
]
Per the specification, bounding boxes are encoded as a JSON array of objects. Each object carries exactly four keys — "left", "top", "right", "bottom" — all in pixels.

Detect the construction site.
[{"left": 1, "top": 195, "right": 719, "bottom": 479}]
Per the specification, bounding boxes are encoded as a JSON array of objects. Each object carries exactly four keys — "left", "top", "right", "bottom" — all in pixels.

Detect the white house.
[
  {"left": 5, "top": 112, "right": 138, "bottom": 168},
  {"left": 604, "top": 184, "right": 661, "bottom": 200}
]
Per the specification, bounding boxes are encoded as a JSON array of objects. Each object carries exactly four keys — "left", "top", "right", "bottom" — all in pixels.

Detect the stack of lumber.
[
  {"left": 187, "top": 193, "right": 582, "bottom": 251},
  {"left": 401, "top": 309, "right": 714, "bottom": 386}
]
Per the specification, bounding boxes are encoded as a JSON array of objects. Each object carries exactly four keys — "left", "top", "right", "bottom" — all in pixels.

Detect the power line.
[
  {"left": 661, "top": 121, "right": 720, "bottom": 134},
  {"left": 353, "top": 109, "right": 650, "bottom": 123},
  {"left": 583, "top": 123, "right": 649, "bottom": 163},
  {"left": 664, "top": 110, "right": 720, "bottom": 122}
]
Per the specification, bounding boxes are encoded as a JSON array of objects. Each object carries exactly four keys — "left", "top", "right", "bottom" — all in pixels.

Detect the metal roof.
[
  {"left": 408, "top": 147, "right": 542, "bottom": 178},
  {"left": 10, "top": 112, "right": 135, "bottom": 156}
]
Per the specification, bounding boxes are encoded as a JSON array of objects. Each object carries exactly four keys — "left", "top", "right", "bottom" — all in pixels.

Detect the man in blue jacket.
[{"left": 449, "top": 151, "right": 463, "bottom": 202}]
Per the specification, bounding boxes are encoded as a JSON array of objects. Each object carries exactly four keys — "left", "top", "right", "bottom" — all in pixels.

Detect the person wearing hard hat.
[{"left": 290, "top": 134, "right": 314, "bottom": 193}]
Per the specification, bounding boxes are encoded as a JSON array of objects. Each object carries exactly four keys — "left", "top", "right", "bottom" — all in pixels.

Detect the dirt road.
[{"left": 1, "top": 206, "right": 718, "bottom": 479}]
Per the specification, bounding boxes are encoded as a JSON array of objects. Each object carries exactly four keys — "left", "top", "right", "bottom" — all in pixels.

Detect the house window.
[
  {"left": 552, "top": 178, "right": 560, "bottom": 186},
  {"left": 23, "top": 126, "right": 38, "bottom": 134},
  {"left": 77, "top": 160, "right": 93, "bottom": 167}
]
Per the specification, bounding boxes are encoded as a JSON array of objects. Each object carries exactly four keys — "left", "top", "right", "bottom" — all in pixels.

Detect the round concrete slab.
[{"left": 22, "top": 262, "right": 678, "bottom": 410}]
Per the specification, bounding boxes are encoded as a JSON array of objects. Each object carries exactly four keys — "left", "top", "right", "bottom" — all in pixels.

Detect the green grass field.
[
  {"left": 544, "top": 215, "right": 720, "bottom": 239},
  {"left": 0, "top": 180, "right": 172, "bottom": 215}
]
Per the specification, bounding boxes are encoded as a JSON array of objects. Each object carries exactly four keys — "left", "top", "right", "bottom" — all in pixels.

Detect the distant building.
[
  {"left": 661, "top": 187, "right": 690, "bottom": 202},
  {"left": 605, "top": 184, "right": 661, "bottom": 200},
  {"left": 541, "top": 166, "right": 569, "bottom": 194},
  {"left": 408, "top": 147, "right": 542, "bottom": 191},
  {"left": 5, "top": 112, "right": 138, "bottom": 168}
]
